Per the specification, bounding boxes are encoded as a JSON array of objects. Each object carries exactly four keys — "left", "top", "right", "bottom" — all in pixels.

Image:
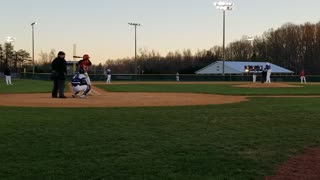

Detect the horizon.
[{"left": 1, "top": 0, "right": 320, "bottom": 64}]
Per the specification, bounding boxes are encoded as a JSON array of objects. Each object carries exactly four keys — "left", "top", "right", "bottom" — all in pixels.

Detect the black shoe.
[
  {"left": 59, "top": 96, "right": 67, "bottom": 99},
  {"left": 52, "top": 96, "right": 58, "bottom": 98}
]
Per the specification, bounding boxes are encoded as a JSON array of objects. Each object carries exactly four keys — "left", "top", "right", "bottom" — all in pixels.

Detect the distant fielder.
[
  {"left": 106, "top": 68, "right": 112, "bottom": 84},
  {"left": 266, "top": 63, "right": 272, "bottom": 83},
  {"left": 71, "top": 68, "right": 91, "bottom": 98},
  {"left": 300, "top": 69, "right": 307, "bottom": 84},
  {"left": 4, "top": 66, "right": 12, "bottom": 85},
  {"left": 176, "top": 72, "right": 180, "bottom": 82},
  {"left": 252, "top": 68, "right": 258, "bottom": 83}
]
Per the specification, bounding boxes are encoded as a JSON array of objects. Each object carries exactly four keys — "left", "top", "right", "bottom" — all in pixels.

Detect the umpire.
[{"left": 51, "top": 51, "right": 67, "bottom": 98}]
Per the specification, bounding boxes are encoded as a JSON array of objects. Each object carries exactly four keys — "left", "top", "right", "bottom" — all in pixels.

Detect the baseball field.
[{"left": 1, "top": 80, "right": 320, "bottom": 179}]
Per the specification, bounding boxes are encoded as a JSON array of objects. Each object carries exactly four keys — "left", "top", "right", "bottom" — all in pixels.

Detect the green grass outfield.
[
  {"left": 0, "top": 79, "right": 68, "bottom": 94},
  {"left": 96, "top": 83, "right": 320, "bottom": 96},
  {"left": 1, "top": 80, "right": 320, "bottom": 179}
]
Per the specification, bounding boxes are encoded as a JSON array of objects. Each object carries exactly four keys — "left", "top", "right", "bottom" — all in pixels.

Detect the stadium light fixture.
[
  {"left": 247, "top": 36, "right": 254, "bottom": 42},
  {"left": 247, "top": 36, "right": 254, "bottom": 46},
  {"left": 6, "top": 36, "right": 16, "bottom": 43},
  {"left": 214, "top": 1, "right": 234, "bottom": 10}
]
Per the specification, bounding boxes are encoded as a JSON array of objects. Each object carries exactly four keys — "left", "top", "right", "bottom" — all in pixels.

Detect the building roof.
[{"left": 195, "top": 61, "right": 294, "bottom": 74}]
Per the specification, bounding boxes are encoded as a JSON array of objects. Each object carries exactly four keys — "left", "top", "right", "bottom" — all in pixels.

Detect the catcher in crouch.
[{"left": 71, "top": 68, "right": 91, "bottom": 98}]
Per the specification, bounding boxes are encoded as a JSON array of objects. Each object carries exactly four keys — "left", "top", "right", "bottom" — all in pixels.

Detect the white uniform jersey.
[{"left": 72, "top": 73, "right": 91, "bottom": 86}]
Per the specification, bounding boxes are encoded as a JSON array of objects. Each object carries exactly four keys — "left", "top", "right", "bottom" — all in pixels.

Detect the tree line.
[
  {"left": 102, "top": 21, "right": 320, "bottom": 75},
  {"left": 225, "top": 22, "right": 320, "bottom": 74},
  {"left": 0, "top": 43, "right": 30, "bottom": 72}
]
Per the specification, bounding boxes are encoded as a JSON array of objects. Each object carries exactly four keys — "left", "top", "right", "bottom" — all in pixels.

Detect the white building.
[{"left": 195, "top": 61, "right": 294, "bottom": 74}]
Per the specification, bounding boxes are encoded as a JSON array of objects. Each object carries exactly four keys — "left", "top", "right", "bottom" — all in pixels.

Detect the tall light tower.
[
  {"left": 73, "top": 44, "right": 77, "bottom": 74},
  {"left": 214, "top": 1, "right": 233, "bottom": 75},
  {"left": 31, "top": 22, "right": 38, "bottom": 74},
  {"left": 247, "top": 36, "right": 255, "bottom": 59},
  {"left": 128, "top": 22, "right": 141, "bottom": 75}
]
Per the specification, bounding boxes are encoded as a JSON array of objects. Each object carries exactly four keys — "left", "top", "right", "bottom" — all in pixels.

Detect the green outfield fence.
[{"left": 19, "top": 73, "right": 320, "bottom": 82}]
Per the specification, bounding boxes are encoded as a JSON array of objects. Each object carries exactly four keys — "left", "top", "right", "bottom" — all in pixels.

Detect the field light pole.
[
  {"left": 247, "top": 36, "right": 254, "bottom": 57},
  {"left": 128, "top": 23, "right": 141, "bottom": 75},
  {"left": 31, "top": 22, "right": 37, "bottom": 75},
  {"left": 214, "top": 1, "right": 233, "bottom": 75}
]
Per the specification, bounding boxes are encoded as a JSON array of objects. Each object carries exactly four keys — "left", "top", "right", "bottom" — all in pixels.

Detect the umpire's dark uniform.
[{"left": 51, "top": 51, "right": 67, "bottom": 98}]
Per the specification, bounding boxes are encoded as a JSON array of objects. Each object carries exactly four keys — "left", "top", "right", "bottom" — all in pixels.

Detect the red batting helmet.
[{"left": 83, "top": 54, "right": 90, "bottom": 59}]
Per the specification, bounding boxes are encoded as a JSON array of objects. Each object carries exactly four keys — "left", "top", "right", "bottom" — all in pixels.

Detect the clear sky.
[{"left": 1, "top": 0, "right": 319, "bottom": 64}]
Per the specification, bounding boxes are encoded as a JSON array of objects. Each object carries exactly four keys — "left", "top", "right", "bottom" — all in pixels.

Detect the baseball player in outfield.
[
  {"left": 4, "top": 66, "right": 12, "bottom": 85},
  {"left": 176, "top": 72, "right": 180, "bottom": 82},
  {"left": 300, "top": 69, "right": 307, "bottom": 84},
  {"left": 71, "top": 69, "right": 91, "bottom": 98},
  {"left": 252, "top": 68, "right": 258, "bottom": 83},
  {"left": 266, "top": 63, "right": 272, "bottom": 83},
  {"left": 106, "top": 68, "right": 112, "bottom": 84}
]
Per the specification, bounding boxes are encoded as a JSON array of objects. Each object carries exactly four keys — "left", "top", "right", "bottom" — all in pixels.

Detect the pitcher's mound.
[{"left": 234, "top": 83, "right": 302, "bottom": 88}]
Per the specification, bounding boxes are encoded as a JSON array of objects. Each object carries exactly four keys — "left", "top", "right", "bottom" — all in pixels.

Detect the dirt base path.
[
  {"left": 0, "top": 86, "right": 247, "bottom": 108},
  {"left": 266, "top": 148, "right": 320, "bottom": 180},
  {"left": 234, "top": 83, "right": 302, "bottom": 88},
  {"left": 94, "top": 81, "right": 245, "bottom": 85}
]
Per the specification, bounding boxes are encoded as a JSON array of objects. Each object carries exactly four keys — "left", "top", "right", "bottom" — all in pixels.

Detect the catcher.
[{"left": 71, "top": 68, "right": 91, "bottom": 98}]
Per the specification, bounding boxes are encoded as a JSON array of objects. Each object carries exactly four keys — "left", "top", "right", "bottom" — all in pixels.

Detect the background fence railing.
[{"left": 19, "top": 73, "right": 320, "bottom": 82}]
